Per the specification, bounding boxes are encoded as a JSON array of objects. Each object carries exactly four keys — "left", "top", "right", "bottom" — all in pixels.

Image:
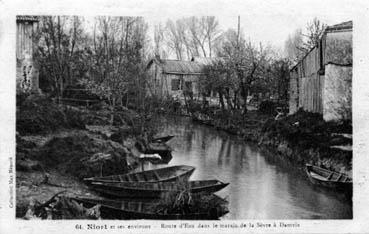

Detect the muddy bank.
[
  {"left": 15, "top": 96, "right": 150, "bottom": 218},
  {"left": 16, "top": 131, "right": 141, "bottom": 217}
]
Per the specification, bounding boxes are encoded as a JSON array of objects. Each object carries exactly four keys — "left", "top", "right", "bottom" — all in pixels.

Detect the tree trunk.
[
  {"left": 202, "top": 93, "right": 207, "bottom": 109},
  {"left": 233, "top": 90, "right": 239, "bottom": 109},
  {"left": 241, "top": 82, "right": 248, "bottom": 114},
  {"left": 218, "top": 90, "right": 225, "bottom": 111},
  {"left": 110, "top": 98, "right": 116, "bottom": 126},
  {"left": 224, "top": 88, "right": 233, "bottom": 110}
]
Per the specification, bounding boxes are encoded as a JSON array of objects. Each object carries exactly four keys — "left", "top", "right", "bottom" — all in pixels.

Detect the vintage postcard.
[{"left": 1, "top": 0, "right": 369, "bottom": 233}]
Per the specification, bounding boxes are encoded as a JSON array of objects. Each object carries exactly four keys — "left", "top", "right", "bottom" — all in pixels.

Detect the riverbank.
[
  {"left": 151, "top": 116, "right": 352, "bottom": 219},
  {"left": 191, "top": 109, "right": 352, "bottom": 175},
  {"left": 15, "top": 95, "right": 352, "bottom": 218},
  {"left": 16, "top": 96, "right": 229, "bottom": 219},
  {"left": 15, "top": 96, "right": 146, "bottom": 218}
]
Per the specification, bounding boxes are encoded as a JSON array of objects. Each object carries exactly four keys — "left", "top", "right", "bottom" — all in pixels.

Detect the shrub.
[
  {"left": 258, "top": 100, "right": 277, "bottom": 115},
  {"left": 16, "top": 96, "right": 85, "bottom": 135}
]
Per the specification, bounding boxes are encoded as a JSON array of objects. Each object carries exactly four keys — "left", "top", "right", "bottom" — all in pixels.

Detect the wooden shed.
[
  {"left": 289, "top": 21, "right": 352, "bottom": 121},
  {"left": 146, "top": 56, "right": 206, "bottom": 101},
  {"left": 16, "top": 15, "right": 40, "bottom": 93}
]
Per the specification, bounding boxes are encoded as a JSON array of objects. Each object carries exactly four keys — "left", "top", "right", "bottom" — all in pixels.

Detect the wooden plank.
[{"left": 153, "top": 172, "right": 160, "bottom": 180}]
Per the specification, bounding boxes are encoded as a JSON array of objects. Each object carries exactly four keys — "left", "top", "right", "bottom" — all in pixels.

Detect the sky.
[
  {"left": 140, "top": 0, "right": 360, "bottom": 57},
  {"left": 10, "top": 0, "right": 365, "bottom": 57}
]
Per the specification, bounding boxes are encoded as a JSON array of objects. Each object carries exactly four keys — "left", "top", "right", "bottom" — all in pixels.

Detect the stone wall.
[{"left": 323, "top": 64, "right": 352, "bottom": 121}]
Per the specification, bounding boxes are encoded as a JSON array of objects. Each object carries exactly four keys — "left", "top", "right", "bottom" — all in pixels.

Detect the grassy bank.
[{"left": 191, "top": 107, "right": 352, "bottom": 175}]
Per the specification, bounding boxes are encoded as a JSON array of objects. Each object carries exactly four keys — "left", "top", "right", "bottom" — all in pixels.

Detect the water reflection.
[{"left": 148, "top": 116, "right": 352, "bottom": 219}]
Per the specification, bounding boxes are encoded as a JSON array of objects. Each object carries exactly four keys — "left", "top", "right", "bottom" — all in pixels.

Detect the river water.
[{"left": 147, "top": 116, "right": 352, "bottom": 219}]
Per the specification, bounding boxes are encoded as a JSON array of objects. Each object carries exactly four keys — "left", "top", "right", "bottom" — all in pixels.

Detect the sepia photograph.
[
  {"left": 13, "top": 12, "right": 354, "bottom": 221},
  {"left": 3, "top": 1, "right": 369, "bottom": 233}
]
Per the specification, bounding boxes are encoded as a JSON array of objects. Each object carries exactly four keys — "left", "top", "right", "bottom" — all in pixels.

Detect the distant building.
[
  {"left": 16, "top": 15, "right": 40, "bottom": 94},
  {"left": 146, "top": 56, "right": 219, "bottom": 101},
  {"left": 289, "top": 21, "right": 352, "bottom": 121}
]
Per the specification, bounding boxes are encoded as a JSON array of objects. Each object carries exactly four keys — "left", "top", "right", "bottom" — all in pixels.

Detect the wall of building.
[
  {"left": 288, "top": 28, "right": 352, "bottom": 121},
  {"left": 288, "top": 69, "right": 299, "bottom": 114},
  {"left": 146, "top": 63, "right": 164, "bottom": 97},
  {"left": 323, "top": 64, "right": 352, "bottom": 121},
  {"left": 289, "top": 46, "right": 323, "bottom": 114},
  {"left": 16, "top": 21, "right": 40, "bottom": 94},
  {"left": 162, "top": 73, "right": 200, "bottom": 99},
  {"left": 147, "top": 61, "right": 202, "bottom": 100},
  {"left": 16, "top": 22, "right": 34, "bottom": 60},
  {"left": 324, "top": 31, "right": 352, "bottom": 65}
]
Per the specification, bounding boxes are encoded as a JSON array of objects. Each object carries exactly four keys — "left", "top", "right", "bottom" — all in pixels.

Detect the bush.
[
  {"left": 150, "top": 179, "right": 229, "bottom": 219},
  {"left": 36, "top": 133, "right": 133, "bottom": 179},
  {"left": 16, "top": 96, "right": 85, "bottom": 135},
  {"left": 258, "top": 100, "right": 277, "bottom": 115},
  {"left": 261, "top": 109, "right": 352, "bottom": 148}
]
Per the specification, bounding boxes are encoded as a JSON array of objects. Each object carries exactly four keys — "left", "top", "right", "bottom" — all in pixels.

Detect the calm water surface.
[{"left": 147, "top": 116, "right": 352, "bottom": 219}]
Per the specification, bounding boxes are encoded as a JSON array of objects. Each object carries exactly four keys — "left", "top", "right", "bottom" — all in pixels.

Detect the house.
[
  {"left": 146, "top": 56, "right": 209, "bottom": 101},
  {"left": 289, "top": 21, "right": 352, "bottom": 121},
  {"left": 16, "top": 15, "right": 40, "bottom": 94}
]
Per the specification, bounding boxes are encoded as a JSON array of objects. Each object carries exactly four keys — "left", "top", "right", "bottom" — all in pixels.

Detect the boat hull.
[
  {"left": 89, "top": 180, "right": 229, "bottom": 198},
  {"left": 84, "top": 165, "right": 195, "bottom": 184},
  {"left": 305, "top": 164, "right": 352, "bottom": 195},
  {"left": 70, "top": 196, "right": 228, "bottom": 220}
]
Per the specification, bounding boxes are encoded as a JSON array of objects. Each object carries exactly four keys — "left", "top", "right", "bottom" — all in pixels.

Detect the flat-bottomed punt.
[
  {"left": 84, "top": 165, "right": 195, "bottom": 184},
  {"left": 89, "top": 179, "right": 229, "bottom": 198},
  {"left": 305, "top": 164, "right": 352, "bottom": 193},
  {"left": 70, "top": 195, "right": 229, "bottom": 220}
]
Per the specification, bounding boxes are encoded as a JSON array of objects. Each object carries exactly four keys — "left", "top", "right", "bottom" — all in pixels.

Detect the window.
[
  {"left": 171, "top": 79, "right": 180, "bottom": 91},
  {"left": 184, "top": 81, "right": 192, "bottom": 92}
]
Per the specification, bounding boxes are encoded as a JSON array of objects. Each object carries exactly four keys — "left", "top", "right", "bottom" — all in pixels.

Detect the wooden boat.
[
  {"left": 305, "top": 164, "right": 352, "bottom": 192},
  {"left": 145, "top": 142, "right": 172, "bottom": 159},
  {"left": 151, "top": 135, "right": 175, "bottom": 143},
  {"left": 89, "top": 179, "right": 229, "bottom": 198},
  {"left": 69, "top": 195, "right": 229, "bottom": 220},
  {"left": 84, "top": 165, "right": 195, "bottom": 184}
]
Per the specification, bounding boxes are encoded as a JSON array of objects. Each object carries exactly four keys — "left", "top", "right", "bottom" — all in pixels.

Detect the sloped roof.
[
  {"left": 290, "top": 20, "right": 353, "bottom": 71},
  {"left": 326, "top": 20, "right": 352, "bottom": 32},
  {"left": 16, "top": 15, "right": 39, "bottom": 22},
  {"left": 149, "top": 59, "right": 205, "bottom": 74},
  {"left": 191, "top": 56, "right": 223, "bottom": 66}
]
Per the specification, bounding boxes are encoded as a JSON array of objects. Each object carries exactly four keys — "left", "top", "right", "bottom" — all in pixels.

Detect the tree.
[
  {"left": 265, "top": 59, "right": 291, "bottom": 105},
  {"left": 163, "top": 17, "right": 221, "bottom": 60},
  {"left": 80, "top": 16, "right": 149, "bottom": 124},
  {"left": 216, "top": 29, "right": 270, "bottom": 114},
  {"left": 202, "top": 16, "right": 221, "bottom": 57},
  {"left": 201, "top": 60, "right": 233, "bottom": 111},
  {"left": 34, "top": 16, "right": 85, "bottom": 100},
  {"left": 300, "top": 17, "right": 326, "bottom": 53},
  {"left": 165, "top": 19, "right": 185, "bottom": 60},
  {"left": 284, "top": 29, "right": 305, "bottom": 63},
  {"left": 284, "top": 18, "right": 326, "bottom": 63},
  {"left": 153, "top": 23, "right": 167, "bottom": 58}
]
